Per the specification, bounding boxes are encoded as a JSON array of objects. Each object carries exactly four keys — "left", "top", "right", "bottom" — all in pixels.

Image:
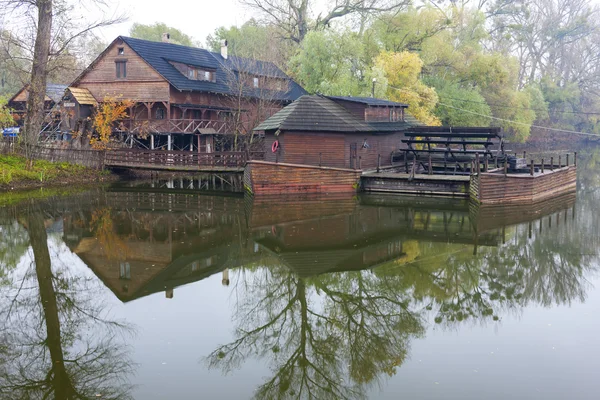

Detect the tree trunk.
[
  {"left": 28, "top": 211, "right": 77, "bottom": 398},
  {"left": 23, "top": 0, "right": 53, "bottom": 164}
]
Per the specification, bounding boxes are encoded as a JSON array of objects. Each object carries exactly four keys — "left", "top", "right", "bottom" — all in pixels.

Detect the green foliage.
[
  {"left": 0, "top": 154, "right": 90, "bottom": 187},
  {"left": 0, "top": 96, "right": 15, "bottom": 129},
  {"left": 206, "top": 20, "right": 293, "bottom": 66},
  {"left": 289, "top": 30, "right": 378, "bottom": 97},
  {"left": 129, "top": 22, "right": 197, "bottom": 47},
  {"left": 375, "top": 51, "right": 440, "bottom": 125},
  {"left": 426, "top": 78, "right": 492, "bottom": 126}
]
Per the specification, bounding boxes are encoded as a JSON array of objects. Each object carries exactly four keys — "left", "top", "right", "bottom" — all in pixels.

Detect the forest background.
[{"left": 2, "top": 0, "right": 600, "bottom": 142}]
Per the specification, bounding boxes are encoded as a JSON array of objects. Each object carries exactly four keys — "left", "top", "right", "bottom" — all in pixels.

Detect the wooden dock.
[{"left": 361, "top": 172, "right": 470, "bottom": 197}]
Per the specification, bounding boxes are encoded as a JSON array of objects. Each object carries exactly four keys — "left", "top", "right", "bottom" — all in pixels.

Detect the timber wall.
[
  {"left": 77, "top": 40, "right": 170, "bottom": 102},
  {"left": 471, "top": 166, "right": 577, "bottom": 204},
  {"left": 244, "top": 160, "right": 362, "bottom": 196},
  {"left": 265, "top": 131, "right": 405, "bottom": 170}
]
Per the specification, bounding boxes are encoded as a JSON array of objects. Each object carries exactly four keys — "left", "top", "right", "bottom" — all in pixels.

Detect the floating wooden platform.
[{"left": 361, "top": 172, "right": 470, "bottom": 197}]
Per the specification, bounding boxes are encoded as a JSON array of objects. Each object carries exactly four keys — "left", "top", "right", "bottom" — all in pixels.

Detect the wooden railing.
[
  {"left": 105, "top": 149, "right": 247, "bottom": 170},
  {"left": 118, "top": 119, "right": 229, "bottom": 135}
]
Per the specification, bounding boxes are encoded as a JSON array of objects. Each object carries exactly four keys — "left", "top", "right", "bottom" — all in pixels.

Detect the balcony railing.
[{"left": 116, "top": 119, "right": 230, "bottom": 135}]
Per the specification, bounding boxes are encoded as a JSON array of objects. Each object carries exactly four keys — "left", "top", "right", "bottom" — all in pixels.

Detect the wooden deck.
[
  {"left": 104, "top": 149, "right": 247, "bottom": 172},
  {"left": 361, "top": 171, "right": 471, "bottom": 197}
]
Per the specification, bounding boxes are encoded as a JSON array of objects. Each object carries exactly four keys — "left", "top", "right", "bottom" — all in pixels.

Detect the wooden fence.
[{"left": 104, "top": 149, "right": 248, "bottom": 171}]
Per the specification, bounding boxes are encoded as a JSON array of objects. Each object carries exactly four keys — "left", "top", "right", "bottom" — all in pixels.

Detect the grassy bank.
[{"left": 0, "top": 154, "right": 116, "bottom": 192}]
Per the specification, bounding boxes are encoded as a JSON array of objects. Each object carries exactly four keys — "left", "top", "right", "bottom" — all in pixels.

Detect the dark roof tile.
[
  {"left": 255, "top": 95, "right": 421, "bottom": 133},
  {"left": 120, "top": 36, "right": 305, "bottom": 102},
  {"left": 326, "top": 95, "right": 408, "bottom": 107}
]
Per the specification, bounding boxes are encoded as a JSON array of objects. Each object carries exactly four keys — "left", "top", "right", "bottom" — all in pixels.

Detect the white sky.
[{"left": 97, "top": 0, "right": 253, "bottom": 46}]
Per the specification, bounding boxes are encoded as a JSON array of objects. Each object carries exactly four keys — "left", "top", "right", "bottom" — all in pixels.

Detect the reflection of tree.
[
  {"left": 0, "top": 210, "right": 134, "bottom": 399},
  {"left": 207, "top": 267, "right": 424, "bottom": 399},
  {"left": 0, "top": 221, "right": 29, "bottom": 283}
]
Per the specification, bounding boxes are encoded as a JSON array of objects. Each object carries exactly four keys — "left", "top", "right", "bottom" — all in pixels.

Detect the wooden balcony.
[
  {"left": 104, "top": 149, "right": 247, "bottom": 172},
  {"left": 117, "top": 119, "right": 230, "bottom": 135}
]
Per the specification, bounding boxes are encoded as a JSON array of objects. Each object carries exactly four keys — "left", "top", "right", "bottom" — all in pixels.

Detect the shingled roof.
[
  {"left": 326, "top": 95, "right": 408, "bottom": 107},
  {"left": 254, "top": 95, "right": 421, "bottom": 133},
  {"left": 117, "top": 36, "right": 305, "bottom": 102}
]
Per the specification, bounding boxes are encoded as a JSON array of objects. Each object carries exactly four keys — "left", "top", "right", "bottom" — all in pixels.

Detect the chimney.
[
  {"left": 162, "top": 32, "right": 171, "bottom": 43},
  {"left": 221, "top": 39, "right": 228, "bottom": 59}
]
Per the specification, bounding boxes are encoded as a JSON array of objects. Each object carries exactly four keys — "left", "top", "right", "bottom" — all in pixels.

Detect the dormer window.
[{"left": 118, "top": 47, "right": 124, "bottom": 55}]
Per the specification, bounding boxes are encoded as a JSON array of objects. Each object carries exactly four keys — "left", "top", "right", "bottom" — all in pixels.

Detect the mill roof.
[
  {"left": 325, "top": 95, "right": 408, "bottom": 107},
  {"left": 254, "top": 95, "right": 421, "bottom": 133},
  {"left": 116, "top": 36, "right": 305, "bottom": 102}
]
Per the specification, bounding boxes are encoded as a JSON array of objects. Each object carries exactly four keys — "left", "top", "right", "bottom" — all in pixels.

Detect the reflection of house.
[
  {"left": 253, "top": 95, "right": 422, "bottom": 170},
  {"left": 7, "top": 83, "right": 67, "bottom": 126},
  {"left": 252, "top": 199, "right": 504, "bottom": 277},
  {"left": 66, "top": 35, "right": 305, "bottom": 150}
]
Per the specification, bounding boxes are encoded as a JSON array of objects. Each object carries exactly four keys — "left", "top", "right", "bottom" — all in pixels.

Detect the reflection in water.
[
  {"left": 0, "top": 207, "right": 135, "bottom": 399},
  {"left": 0, "top": 149, "right": 599, "bottom": 399}
]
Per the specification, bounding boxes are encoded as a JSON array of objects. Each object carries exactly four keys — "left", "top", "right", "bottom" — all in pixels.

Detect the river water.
[{"left": 1, "top": 149, "right": 599, "bottom": 399}]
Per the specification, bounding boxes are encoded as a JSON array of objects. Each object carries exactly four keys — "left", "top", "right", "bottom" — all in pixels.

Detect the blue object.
[{"left": 2, "top": 127, "right": 19, "bottom": 137}]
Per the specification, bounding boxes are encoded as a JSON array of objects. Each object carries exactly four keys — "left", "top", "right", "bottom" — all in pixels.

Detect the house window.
[
  {"left": 204, "top": 71, "right": 211, "bottom": 81},
  {"left": 116, "top": 61, "right": 127, "bottom": 78},
  {"left": 253, "top": 77, "right": 259, "bottom": 88},
  {"left": 188, "top": 68, "right": 195, "bottom": 79},
  {"left": 119, "top": 262, "right": 131, "bottom": 280},
  {"left": 156, "top": 108, "right": 166, "bottom": 120},
  {"left": 118, "top": 47, "right": 124, "bottom": 55}
]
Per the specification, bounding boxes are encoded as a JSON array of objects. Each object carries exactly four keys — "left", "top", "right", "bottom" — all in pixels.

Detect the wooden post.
[
  {"left": 404, "top": 151, "right": 408, "bottom": 173},
  {"left": 427, "top": 154, "right": 432, "bottom": 175},
  {"left": 523, "top": 151, "right": 526, "bottom": 159},
  {"left": 530, "top": 159, "right": 534, "bottom": 176},
  {"left": 476, "top": 153, "right": 480, "bottom": 175},
  {"left": 550, "top": 157, "right": 554, "bottom": 171},
  {"left": 504, "top": 160, "right": 507, "bottom": 176},
  {"left": 566, "top": 153, "right": 569, "bottom": 166},
  {"left": 558, "top": 155, "right": 561, "bottom": 168},
  {"left": 319, "top": 152, "right": 322, "bottom": 167},
  {"left": 358, "top": 156, "right": 362, "bottom": 170},
  {"left": 541, "top": 159, "right": 544, "bottom": 173},
  {"left": 167, "top": 134, "right": 172, "bottom": 151},
  {"left": 190, "top": 135, "right": 194, "bottom": 152},
  {"left": 150, "top": 135, "right": 154, "bottom": 150},
  {"left": 484, "top": 156, "right": 488, "bottom": 172},
  {"left": 574, "top": 152, "right": 577, "bottom": 167},
  {"left": 378, "top": 153, "right": 381, "bottom": 173}
]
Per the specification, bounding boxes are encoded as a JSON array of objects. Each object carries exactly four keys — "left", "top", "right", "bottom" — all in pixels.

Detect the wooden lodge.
[
  {"left": 65, "top": 35, "right": 305, "bottom": 151},
  {"left": 7, "top": 83, "right": 67, "bottom": 129},
  {"left": 246, "top": 95, "right": 578, "bottom": 204}
]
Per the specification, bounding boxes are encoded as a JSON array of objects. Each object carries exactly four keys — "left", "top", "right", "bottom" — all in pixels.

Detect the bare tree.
[
  {"left": 221, "top": 54, "right": 292, "bottom": 152},
  {"left": 240, "top": 0, "right": 410, "bottom": 43},
  {"left": 0, "top": 0, "right": 125, "bottom": 163}
]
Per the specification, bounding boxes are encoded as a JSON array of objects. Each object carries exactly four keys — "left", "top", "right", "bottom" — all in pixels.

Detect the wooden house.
[
  {"left": 253, "top": 95, "right": 422, "bottom": 170},
  {"left": 7, "top": 83, "right": 67, "bottom": 126},
  {"left": 68, "top": 35, "right": 305, "bottom": 151}
]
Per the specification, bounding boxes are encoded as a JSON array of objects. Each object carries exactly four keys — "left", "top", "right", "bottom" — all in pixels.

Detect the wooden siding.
[
  {"left": 345, "top": 132, "right": 405, "bottom": 170},
  {"left": 77, "top": 40, "right": 170, "bottom": 102},
  {"left": 362, "top": 173, "right": 470, "bottom": 197},
  {"left": 471, "top": 166, "right": 577, "bottom": 204},
  {"left": 265, "top": 131, "right": 405, "bottom": 170},
  {"left": 245, "top": 160, "right": 362, "bottom": 196}
]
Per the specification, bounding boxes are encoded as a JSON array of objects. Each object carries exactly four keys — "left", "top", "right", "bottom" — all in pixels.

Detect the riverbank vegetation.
[{"left": 0, "top": 153, "right": 112, "bottom": 191}]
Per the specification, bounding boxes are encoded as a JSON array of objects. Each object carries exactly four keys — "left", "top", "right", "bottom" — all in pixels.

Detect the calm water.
[{"left": 1, "top": 150, "right": 600, "bottom": 399}]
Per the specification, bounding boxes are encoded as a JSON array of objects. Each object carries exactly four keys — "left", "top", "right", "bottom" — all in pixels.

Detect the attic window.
[
  {"left": 253, "top": 77, "right": 259, "bottom": 88},
  {"left": 118, "top": 47, "right": 124, "bottom": 55}
]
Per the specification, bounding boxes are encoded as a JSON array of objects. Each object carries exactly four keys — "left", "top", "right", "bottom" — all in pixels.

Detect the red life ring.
[{"left": 272, "top": 140, "right": 279, "bottom": 153}]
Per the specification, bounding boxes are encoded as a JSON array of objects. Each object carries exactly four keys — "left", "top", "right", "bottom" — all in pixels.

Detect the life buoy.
[{"left": 272, "top": 140, "right": 279, "bottom": 153}]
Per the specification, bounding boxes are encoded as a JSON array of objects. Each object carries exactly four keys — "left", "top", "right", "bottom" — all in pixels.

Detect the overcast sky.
[{"left": 97, "top": 0, "right": 253, "bottom": 46}]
